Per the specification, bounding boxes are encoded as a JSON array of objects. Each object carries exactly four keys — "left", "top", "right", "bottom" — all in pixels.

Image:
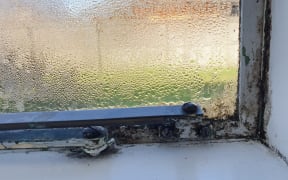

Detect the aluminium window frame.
[
  {"left": 238, "top": 0, "right": 271, "bottom": 138},
  {"left": 208, "top": 0, "right": 271, "bottom": 139}
]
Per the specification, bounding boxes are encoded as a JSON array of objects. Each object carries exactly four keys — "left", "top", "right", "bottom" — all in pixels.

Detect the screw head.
[
  {"left": 182, "top": 102, "right": 198, "bottom": 114},
  {"left": 82, "top": 126, "right": 107, "bottom": 139}
]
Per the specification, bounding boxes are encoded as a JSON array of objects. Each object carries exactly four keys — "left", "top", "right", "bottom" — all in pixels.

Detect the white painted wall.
[{"left": 267, "top": 1, "right": 288, "bottom": 158}]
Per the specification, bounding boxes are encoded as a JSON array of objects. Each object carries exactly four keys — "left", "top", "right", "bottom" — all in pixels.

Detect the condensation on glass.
[{"left": 0, "top": 0, "right": 239, "bottom": 119}]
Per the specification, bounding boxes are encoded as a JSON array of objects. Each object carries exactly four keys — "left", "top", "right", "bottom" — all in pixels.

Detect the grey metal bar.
[
  {"left": 0, "top": 128, "right": 84, "bottom": 142},
  {"left": 0, "top": 105, "right": 203, "bottom": 131}
]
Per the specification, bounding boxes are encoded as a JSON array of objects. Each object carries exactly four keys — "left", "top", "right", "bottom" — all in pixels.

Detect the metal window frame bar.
[
  {"left": 0, "top": 105, "right": 202, "bottom": 131},
  {"left": 238, "top": 0, "right": 270, "bottom": 137}
]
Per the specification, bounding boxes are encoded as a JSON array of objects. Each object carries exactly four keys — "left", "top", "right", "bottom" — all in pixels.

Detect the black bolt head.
[
  {"left": 82, "top": 126, "right": 107, "bottom": 139},
  {"left": 182, "top": 102, "right": 198, "bottom": 114}
]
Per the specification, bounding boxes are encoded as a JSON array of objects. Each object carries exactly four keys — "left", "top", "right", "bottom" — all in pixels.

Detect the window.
[
  {"left": 0, "top": 0, "right": 239, "bottom": 119},
  {"left": 0, "top": 0, "right": 269, "bottom": 147}
]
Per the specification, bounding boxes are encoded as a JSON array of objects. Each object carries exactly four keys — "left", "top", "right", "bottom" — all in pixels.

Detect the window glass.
[{"left": 0, "top": 0, "right": 239, "bottom": 118}]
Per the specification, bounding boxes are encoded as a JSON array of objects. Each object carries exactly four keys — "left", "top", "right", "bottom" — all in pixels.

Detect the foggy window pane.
[{"left": 0, "top": 0, "right": 239, "bottom": 118}]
